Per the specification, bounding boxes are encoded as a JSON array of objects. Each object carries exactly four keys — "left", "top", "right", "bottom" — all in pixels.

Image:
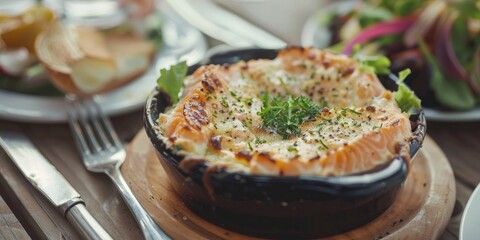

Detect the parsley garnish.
[
  {"left": 258, "top": 94, "right": 321, "bottom": 139},
  {"left": 243, "top": 97, "right": 253, "bottom": 106},
  {"left": 318, "top": 139, "right": 329, "bottom": 149},
  {"left": 287, "top": 146, "right": 298, "bottom": 153},
  {"left": 247, "top": 142, "right": 254, "bottom": 151},
  {"left": 254, "top": 136, "right": 267, "bottom": 144},
  {"left": 230, "top": 91, "right": 242, "bottom": 102},
  {"left": 221, "top": 97, "right": 229, "bottom": 108},
  {"left": 347, "top": 108, "right": 361, "bottom": 115},
  {"left": 156, "top": 61, "right": 188, "bottom": 104}
]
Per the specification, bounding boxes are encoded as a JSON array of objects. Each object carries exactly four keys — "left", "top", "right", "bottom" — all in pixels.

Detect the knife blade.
[
  {"left": 0, "top": 131, "right": 112, "bottom": 240},
  {"left": 165, "top": 0, "right": 287, "bottom": 49}
]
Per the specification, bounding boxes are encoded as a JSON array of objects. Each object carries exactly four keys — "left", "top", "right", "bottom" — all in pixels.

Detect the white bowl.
[
  {"left": 460, "top": 183, "right": 480, "bottom": 240},
  {"left": 212, "top": 0, "right": 328, "bottom": 45}
]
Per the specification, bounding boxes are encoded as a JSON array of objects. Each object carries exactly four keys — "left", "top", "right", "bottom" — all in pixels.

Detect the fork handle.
[{"left": 107, "top": 167, "right": 171, "bottom": 240}]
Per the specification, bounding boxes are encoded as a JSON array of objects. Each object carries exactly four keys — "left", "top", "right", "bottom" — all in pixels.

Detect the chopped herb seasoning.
[
  {"left": 243, "top": 97, "right": 253, "bottom": 106},
  {"left": 348, "top": 108, "right": 361, "bottom": 115},
  {"left": 318, "top": 139, "right": 329, "bottom": 149},
  {"left": 221, "top": 97, "right": 229, "bottom": 108},
  {"left": 287, "top": 146, "right": 298, "bottom": 153},
  {"left": 254, "top": 136, "right": 267, "bottom": 144},
  {"left": 259, "top": 94, "right": 321, "bottom": 139},
  {"left": 279, "top": 77, "right": 288, "bottom": 88},
  {"left": 230, "top": 91, "right": 242, "bottom": 102},
  {"left": 247, "top": 142, "right": 254, "bottom": 151},
  {"left": 175, "top": 145, "right": 184, "bottom": 151}
]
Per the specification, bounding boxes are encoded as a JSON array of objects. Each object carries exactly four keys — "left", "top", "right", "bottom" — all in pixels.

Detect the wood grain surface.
[
  {"left": 0, "top": 113, "right": 144, "bottom": 240},
  {"left": 0, "top": 195, "right": 30, "bottom": 240},
  {"left": 122, "top": 131, "right": 455, "bottom": 240},
  {"left": 0, "top": 111, "right": 477, "bottom": 240},
  {"left": 428, "top": 121, "right": 480, "bottom": 240},
  {"left": 428, "top": 122, "right": 480, "bottom": 189}
]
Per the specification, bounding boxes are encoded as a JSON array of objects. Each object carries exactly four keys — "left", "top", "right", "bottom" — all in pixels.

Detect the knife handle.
[{"left": 66, "top": 203, "right": 113, "bottom": 240}]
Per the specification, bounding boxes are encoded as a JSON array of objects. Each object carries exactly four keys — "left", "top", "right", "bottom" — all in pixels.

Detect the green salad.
[
  {"left": 0, "top": 64, "right": 63, "bottom": 96},
  {"left": 322, "top": 0, "right": 480, "bottom": 110}
]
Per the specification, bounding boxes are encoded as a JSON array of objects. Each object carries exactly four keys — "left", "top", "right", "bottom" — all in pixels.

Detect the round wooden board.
[{"left": 122, "top": 131, "right": 456, "bottom": 240}]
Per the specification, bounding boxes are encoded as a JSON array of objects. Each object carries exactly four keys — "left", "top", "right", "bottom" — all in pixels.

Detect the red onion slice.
[
  {"left": 404, "top": 1, "right": 446, "bottom": 47},
  {"left": 435, "top": 13, "right": 469, "bottom": 80},
  {"left": 342, "top": 17, "right": 416, "bottom": 55}
]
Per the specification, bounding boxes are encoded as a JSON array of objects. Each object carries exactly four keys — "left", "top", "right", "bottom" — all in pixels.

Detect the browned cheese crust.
[{"left": 157, "top": 48, "right": 412, "bottom": 176}]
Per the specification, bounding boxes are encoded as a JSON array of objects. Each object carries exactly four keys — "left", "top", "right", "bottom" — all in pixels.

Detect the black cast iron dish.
[{"left": 144, "top": 48, "right": 427, "bottom": 238}]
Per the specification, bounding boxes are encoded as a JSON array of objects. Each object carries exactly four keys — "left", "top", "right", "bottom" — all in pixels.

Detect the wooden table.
[{"left": 0, "top": 110, "right": 477, "bottom": 240}]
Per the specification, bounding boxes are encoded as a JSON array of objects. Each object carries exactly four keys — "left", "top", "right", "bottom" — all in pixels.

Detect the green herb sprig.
[
  {"left": 156, "top": 61, "right": 188, "bottom": 104},
  {"left": 258, "top": 94, "right": 322, "bottom": 139}
]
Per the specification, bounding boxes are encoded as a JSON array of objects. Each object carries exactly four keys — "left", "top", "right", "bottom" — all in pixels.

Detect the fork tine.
[
  {"left": 91, "top": 96, "right": 123, "bottom": 148},
  {"left": 78, "top": 100, "right": 103, "bottom": 154},
  {"left": 67, "top": 96, "right": 92, "bottom": 158},
  {"left": 84, "top": 98, "right": 113, "bottom": 150},
  {"left": 69, "top": 97, "right": 103, "bottom": 154}
]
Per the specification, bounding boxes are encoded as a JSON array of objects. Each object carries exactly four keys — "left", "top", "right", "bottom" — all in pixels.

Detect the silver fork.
[{"left": 66, "top": 95, "right": 171, "bottom": 240}]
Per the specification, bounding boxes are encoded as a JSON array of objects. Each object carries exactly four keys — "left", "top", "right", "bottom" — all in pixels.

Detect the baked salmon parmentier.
[{"left": 156, "top": 48, "right": 413, "bottom": 176}]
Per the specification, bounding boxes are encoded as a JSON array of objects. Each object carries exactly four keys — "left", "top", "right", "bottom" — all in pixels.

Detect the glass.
[{"left": 43, "top": 0, "right": 128, "bottom": 29}]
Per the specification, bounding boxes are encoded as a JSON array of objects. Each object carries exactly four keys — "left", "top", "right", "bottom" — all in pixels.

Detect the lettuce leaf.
[
  {"left": 393, "top": 69, "right": 422, "bottom": 114},
  {"left": 156, "top": 61, "right": 187, "bottom": 104},
  {"left": 418, "top": 40, "right": 475, "bottom": 110},
  {"left": 352, "top": 44, "right": 391, "bottom": 74}
]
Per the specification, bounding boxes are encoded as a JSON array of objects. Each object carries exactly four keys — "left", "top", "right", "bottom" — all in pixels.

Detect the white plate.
[
  {"left": 423, "top": 108, "right": 480, "bottom": 122},
  {"left": 301, "top": 1, "right": 480, "bottom": 122},
  {"left": 0, "top": 6, "right": 207, "bottom": 123},
  {"left": 460, "top": 183, "right": 480, "bottom": 240}
]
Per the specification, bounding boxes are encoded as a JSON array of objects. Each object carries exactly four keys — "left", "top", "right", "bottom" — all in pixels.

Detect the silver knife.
[
  {"left": 165, "top": 0, "right": 287, "bottom": 49},
  {"left": 0, "top": 131, "right": 112, "bottom": 240}
]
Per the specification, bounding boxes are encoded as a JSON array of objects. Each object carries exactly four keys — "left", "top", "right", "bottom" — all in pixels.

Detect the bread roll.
[{"left": 35, "top": 21, "right": 155, "bottom": 95}]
